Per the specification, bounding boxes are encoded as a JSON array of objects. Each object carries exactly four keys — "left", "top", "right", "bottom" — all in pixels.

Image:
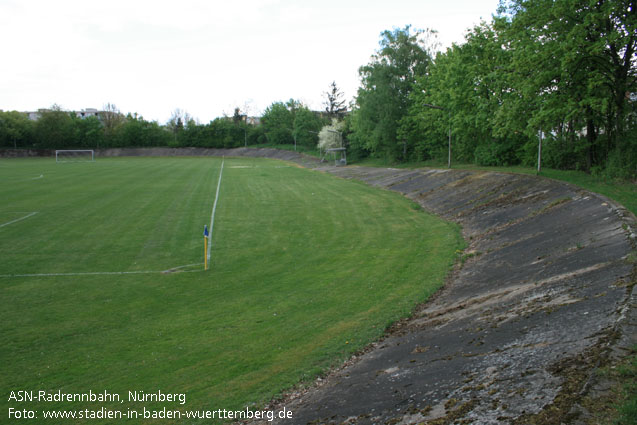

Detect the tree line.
[
  {"left": 0, "top": 93, "right": 342, "bottom": 152},
  {"left": 1, "top": 0, "right": 634, "bottom": 177},
  {"left": 0, "top": 104, "right": 270, "bottom": 151},
  {"left": 347, "top": 0, "right": 636, "bottom": 178}
]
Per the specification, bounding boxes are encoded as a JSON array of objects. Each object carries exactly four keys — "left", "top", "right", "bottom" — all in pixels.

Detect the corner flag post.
[{"left": 203, "top": 225, "right": 209, "bottom": 270}]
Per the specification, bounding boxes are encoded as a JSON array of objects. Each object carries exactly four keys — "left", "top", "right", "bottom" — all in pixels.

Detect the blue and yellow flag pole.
[{"left": 203, "top": 225, "right": 209, "bottom": 270}]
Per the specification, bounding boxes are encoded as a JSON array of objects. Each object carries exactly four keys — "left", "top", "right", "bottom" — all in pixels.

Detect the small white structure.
[
  {"left": 323, "top": 147, "right": 347, "bottom": 166},
  {"left": 55, "top": 150, "right": 95, "bottom": 162}
]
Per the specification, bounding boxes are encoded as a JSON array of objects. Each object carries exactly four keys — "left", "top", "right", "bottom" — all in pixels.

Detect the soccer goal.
[{"left": 55, "top": 150, "right": 95, "bottom": 163}]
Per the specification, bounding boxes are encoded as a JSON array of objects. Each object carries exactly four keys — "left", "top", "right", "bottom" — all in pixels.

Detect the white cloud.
[{"left": 0, "top": 0, "right": 500, "bottom": 123}]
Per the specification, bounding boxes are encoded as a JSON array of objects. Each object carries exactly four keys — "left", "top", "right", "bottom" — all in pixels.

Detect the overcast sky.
[{"left": 0, "top": 0, "right": 500, "bottom": 123}]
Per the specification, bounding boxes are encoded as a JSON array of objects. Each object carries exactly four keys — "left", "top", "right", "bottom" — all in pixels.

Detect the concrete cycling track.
[
  {"left": 11, "top": 147, "right": 635, "bottom": 424},
  {"left": 212, "top": 148, "right": 635, "bottom": 425},
  {"left": 291, "top": 163, "right": 636, "bottom": 425}
]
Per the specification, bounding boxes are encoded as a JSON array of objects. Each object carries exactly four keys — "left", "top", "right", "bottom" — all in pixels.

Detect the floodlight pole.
[{"left": 423, "top": 103, "right": 451, "bottom": 168}]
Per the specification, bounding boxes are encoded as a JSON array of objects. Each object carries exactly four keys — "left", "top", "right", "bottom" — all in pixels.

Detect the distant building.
[
  {"left": 24, "top": 107, "right": 105, "bottom": 121},
  {"left": 25, "top": 108, "right": 54, "bottom": 121},
  {"left": 77, "top": 108, "right": 100, "bottom": 119},
  {"left": 26, "top": 111, "right": 42, "bottom": 121}
]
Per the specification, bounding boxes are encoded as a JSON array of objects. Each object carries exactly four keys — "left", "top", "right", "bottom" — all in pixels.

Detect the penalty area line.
[
  {"left": 207, "top": 158, "right": 225, "bottom": 266},
  {"left": 0, "top": 211, "right": 39, "bottom": 228}
]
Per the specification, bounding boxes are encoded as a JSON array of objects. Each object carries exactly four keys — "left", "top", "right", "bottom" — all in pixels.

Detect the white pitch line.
[
  {"left": 0, "top": 270, "right": 163, "bottom": 278},
  {"left": 161, "top": 262, "right": 204, "bottom": 273},
  {"left": 0, "top": 211, "right": 39, "bottom": 228},
  {"left": 166, "top": 262, "right": 203, "bottom": 270},
  {"left": 0, "top": 265, "right": 204, "bottom": 279},
  {"left": 207, "top": 158, "right": 225, "bottom": 265}
]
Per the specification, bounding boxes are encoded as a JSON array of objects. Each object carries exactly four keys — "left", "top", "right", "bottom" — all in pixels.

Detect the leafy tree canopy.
[{"left": 350, "top": 26, "right": 437, "bottom": 160}]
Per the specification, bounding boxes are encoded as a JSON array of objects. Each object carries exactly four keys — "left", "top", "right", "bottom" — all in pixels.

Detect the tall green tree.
[
  {"left": 496, "top": 0, "right": 637, "bottom": 174},
  {"left": 73, "top": 115, "right": 104, "bottom": 148},
  {"left": 401, "top": 21, "right": 518, "bottom": 165},
  {"left": 0, "top": 110, "right": 33, "bottom": 148},
  {"left": 293, "top": 106, "right": 323, "bottom": 147},
  {"left": 33, "top": 105, "right": 75, "bottom": 149},
  {"left": 167, "top": 109, "right": 191, "bottom": 146},
  {"left": 101, "top": 103, "right": 125, "bottom": 141},
  {"left": 323, "top": 81, "right": 348, "bottom": 120},
  {"left": 350, "top": 26, "right": 436, "bottom": 161},
  {"left": 261, "top": 100, "right": 299, "bottom": 145}
]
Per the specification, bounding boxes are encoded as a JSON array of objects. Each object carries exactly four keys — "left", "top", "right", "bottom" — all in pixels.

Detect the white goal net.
[{"left": 55, "top": 150, "right": 95, "bottom": 163}]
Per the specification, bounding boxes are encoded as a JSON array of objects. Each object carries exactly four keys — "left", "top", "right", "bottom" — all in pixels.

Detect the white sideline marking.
[
  {"left": 3, "top": 174, "right": 44, "bottom": 182},
  {"left": 227, "top": 165, "right": 290, "bottom": 169},
  {"left": 1, "top": 270, "right": 163, "bottom": 278},
  {"left": 207, "top": 158, "right": 225, "bottom": 265},
  {"left": 0, "top": 263, "right": 204, "bottom": 278},
  {"left": 0, "top": 211, "right": 39, "bottom": 228},
  {"left": 161, "top": 263, "right": 203, "bottom": 273}
]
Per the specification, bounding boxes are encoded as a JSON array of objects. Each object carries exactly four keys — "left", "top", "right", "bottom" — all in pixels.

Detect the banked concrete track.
[
  {"left": 93, "top": 149, "right": 637, "bottom": 423},
  {"left": 8, "top": 147, "right": 634, "bottom": 423},
  {"left": 281, "top": 164, "right": 636, "bottom": 425},
  {"left": 120, "top": 149, "right": 635, "bottom": 424},
  {"left": 214, "top": 149, "right": 636, "bottom": 425}
]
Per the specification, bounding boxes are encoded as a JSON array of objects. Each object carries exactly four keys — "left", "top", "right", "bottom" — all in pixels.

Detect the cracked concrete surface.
[
  {"left": 273, "top": 164, "right": 635, "bottom": 425},
  {"left": 20, "top": 147, "right": 633, "bottom": 424}
]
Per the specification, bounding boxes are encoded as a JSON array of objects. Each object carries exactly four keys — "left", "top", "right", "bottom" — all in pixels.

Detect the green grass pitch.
[{"left": 1, "top": 156, "right": 463, "bottom": 423}]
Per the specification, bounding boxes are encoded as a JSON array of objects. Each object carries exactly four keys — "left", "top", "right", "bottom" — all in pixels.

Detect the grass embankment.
[
  {"left": 0, "top": 156, "right": 462, "bottom": 423},
  {"left": 614, "top": 347, "right": 637, "bottom": 425}
]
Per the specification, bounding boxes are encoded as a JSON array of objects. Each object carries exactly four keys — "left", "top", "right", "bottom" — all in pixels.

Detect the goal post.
[{"left": 55, "top": 150, "right": 95, "bottom": 163}]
